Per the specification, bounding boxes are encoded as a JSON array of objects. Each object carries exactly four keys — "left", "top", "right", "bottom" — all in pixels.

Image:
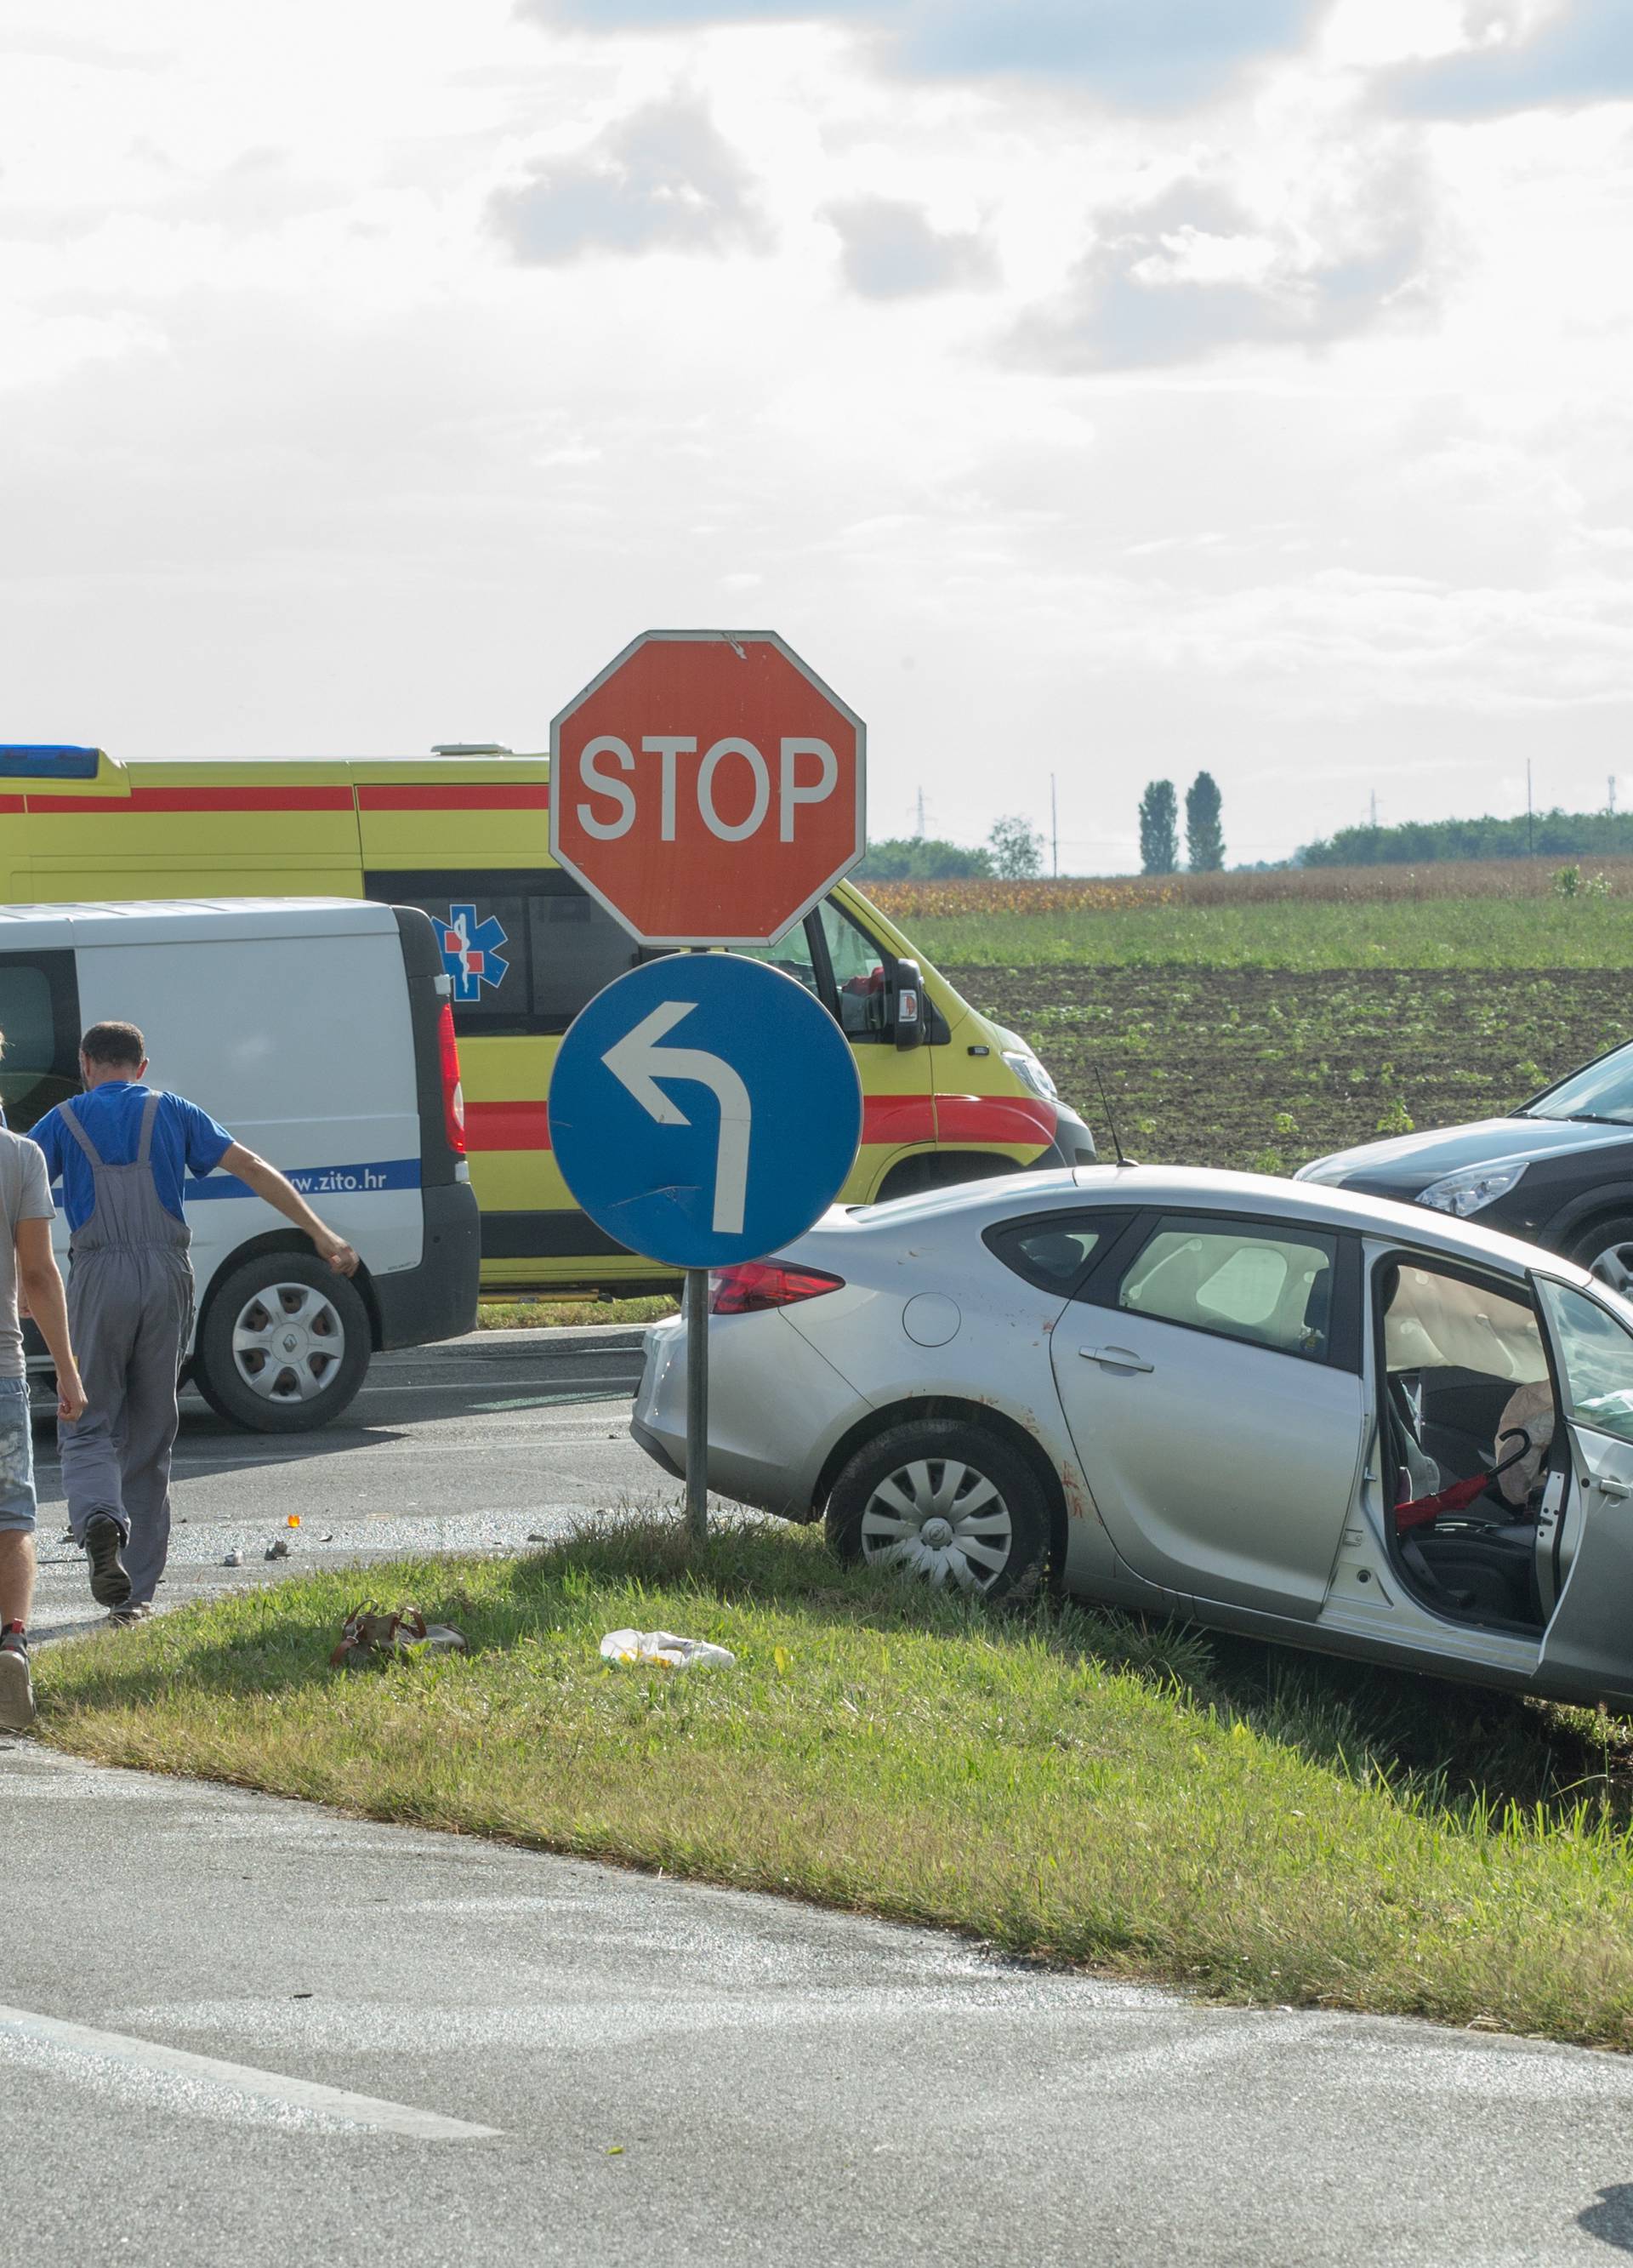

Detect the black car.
[{"left": 1297, "top": 1037, "right": 1633, "bottom": 1292}]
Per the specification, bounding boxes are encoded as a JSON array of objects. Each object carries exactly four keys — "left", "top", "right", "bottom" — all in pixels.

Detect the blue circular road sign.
[{"left": 549, "top": 954, "right": 864, "bottom": 1270}]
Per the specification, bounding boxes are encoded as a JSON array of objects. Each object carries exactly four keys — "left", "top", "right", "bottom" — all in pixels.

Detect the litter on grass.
[
  {"left": 330, "top": 1604, "right": 469, "bottom": 1670},
  {"left": 599, "top": 1629, "right": 737, "bottom": 1670}
]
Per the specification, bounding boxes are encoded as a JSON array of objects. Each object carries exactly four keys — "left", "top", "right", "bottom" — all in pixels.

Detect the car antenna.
[{"left": 1094, "top": 1065, "right": 1137, "bottom": 1168}]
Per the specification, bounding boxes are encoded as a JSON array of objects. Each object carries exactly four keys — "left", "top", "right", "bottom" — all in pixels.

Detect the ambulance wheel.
[{"left": 195, "top": 1253, "right": 371, "bottom": 1433}]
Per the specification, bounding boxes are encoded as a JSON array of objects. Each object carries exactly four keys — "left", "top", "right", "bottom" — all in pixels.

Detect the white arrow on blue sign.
[{"left": 549, "top": 954, "right": 863, "bottom": 1271}]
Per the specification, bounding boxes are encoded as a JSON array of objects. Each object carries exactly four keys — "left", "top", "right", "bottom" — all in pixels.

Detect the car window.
[
  {"left": 1117, "top": 1217, "right": 1338, "bottom": 1359},
  {"left": 1383, "top": 1264, "right": 1549, "bottom": 1384},
  {"left": 0, "top": 952, "right": 82, "bottom": 1132},
  {"left": 1524, "top": 1040, "right": 1633, "bottom": 1125},
  {"left": 1537, "top": 1280, "right": 1633, "bottom": 1446},
  {"left": 986, "top": 1213, "right": 1121, "bottom": 1296}
]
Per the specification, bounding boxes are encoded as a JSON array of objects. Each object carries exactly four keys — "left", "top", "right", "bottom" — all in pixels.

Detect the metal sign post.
[{"left": 685, "top": 1266, "right": 709, "bottom": 1541}]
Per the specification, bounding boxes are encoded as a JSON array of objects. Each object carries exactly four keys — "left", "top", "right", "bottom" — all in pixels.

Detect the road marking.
[{"left": 0, "top": 2003, "right": 500, "bottom": 2139}]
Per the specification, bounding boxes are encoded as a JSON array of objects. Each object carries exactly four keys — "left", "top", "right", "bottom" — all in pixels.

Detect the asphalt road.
[
  {"left": 26, "top": 1324, "right": 655, "bottom": 1640},
  {"left": 9, "top": 1326, "right": 1633, "bottom": 2264}
]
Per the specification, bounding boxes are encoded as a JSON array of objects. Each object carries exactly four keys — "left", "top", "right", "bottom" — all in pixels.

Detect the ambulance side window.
[
  {"left": 364, "top": 870, "right": 645, "bottom": 1037},
  {"left": 816, "top": 902, "right": 890, "bottom": 1042},
  {"left": 0, "top": 950, "right": 81, "bottom": 1132},
  {"left": 528, "top": 875, "right": 641, "bottom": 1032}
]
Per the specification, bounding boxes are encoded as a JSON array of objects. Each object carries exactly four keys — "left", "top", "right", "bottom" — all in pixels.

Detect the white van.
[{"left": 0, "top": 898, "right": 480, "bottom": 1431}]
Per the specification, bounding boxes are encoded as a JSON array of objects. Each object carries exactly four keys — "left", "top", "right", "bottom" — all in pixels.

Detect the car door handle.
[
  {"left": 1078, "top": 1346, "right": 1155, "bottom": 1373},
  {"left": 1596, "top": 1476, "right": 1632, "bottom": 1502}
]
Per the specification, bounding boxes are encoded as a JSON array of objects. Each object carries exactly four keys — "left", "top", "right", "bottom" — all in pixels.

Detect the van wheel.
[
  {"left": 1569, "top": 1217, "right": 1633, "bottom": 1296},
  {"left": 825, "top": 1419, "right": 1049, "bottom": 1601},
  {"left": 195, "top": 1254, "right": 370, "bottom": 1433}
]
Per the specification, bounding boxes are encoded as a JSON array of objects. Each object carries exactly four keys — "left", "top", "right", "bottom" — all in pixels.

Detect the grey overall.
[{"left": 57, "top": 1093, "right": 195, "bottom": 1606}]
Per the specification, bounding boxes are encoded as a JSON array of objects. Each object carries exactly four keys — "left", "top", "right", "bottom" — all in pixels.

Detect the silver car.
[{"left": 633, "top": 1165, "right": 1633, "bottom": 1710}]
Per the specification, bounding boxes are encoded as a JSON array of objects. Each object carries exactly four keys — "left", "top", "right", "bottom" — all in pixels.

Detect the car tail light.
[
  {"left": 709, "top": 1262, "right": 844, "bottom": 1314},
  {"left": 436, "top": 1001, "right": 466, "bottom": 1157}
]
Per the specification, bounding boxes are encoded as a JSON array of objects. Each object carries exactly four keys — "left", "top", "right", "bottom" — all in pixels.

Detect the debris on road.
[
  {"left": 224, "top": 1550, "right": 242, "bottom": 1568},
  {"left": 599, "top": 1629, "right": 737, "bottom": 1670},
  {"left": 265, "top": 1539, "right": 291, "bottom": 1561}
]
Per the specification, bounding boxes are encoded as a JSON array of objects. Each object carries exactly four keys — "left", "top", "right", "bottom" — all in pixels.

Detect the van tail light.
[
  {"left": 436, "top": 1001, "right": 467, "bottom": 1157},
  {"left": 709, "top": 1262, "right": 844, "bottom": 1315}
]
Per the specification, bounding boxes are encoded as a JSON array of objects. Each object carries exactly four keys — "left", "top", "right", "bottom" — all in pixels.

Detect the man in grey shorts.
[
  {"left": 30, "top": 1020, "right": 358, "bottom": 1621},
  {"left": 0, "top": 1032, "right": 88, "bottom": 1732}
]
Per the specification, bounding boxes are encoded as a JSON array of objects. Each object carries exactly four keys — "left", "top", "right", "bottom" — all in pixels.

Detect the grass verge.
[
  {"left": 478, "top": 1295, "right": 676, "bottom": 1330},
  {"left": 35, "top": 1519, "right": 1633, "bottom": 2049}
]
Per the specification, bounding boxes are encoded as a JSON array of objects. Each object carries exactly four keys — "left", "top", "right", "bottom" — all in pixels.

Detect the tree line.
[
  {"left": 1299, "top": 810, "right": 1633, "bottom": 867},
  {"left": 858, "top": 812, "right": 1046, "bottom": 880}
]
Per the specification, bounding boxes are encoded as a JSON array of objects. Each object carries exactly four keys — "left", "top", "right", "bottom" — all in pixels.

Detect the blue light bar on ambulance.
[{"left": 0, "top": 745, "right": 103, "bottom": 779}]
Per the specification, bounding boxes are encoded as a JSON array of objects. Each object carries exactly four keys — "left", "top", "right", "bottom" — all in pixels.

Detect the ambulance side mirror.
[{"left": 891, "top": 959, "right": 925, "bottom": 1051}]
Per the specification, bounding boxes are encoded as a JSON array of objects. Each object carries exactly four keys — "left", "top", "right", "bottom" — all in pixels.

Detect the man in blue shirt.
[{"left": 31, "top": 1019, "right": 358, "bottom": 1619}]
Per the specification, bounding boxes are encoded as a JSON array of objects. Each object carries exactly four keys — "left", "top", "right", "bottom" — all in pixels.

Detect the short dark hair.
[{"left": 80, "top": 1021, "right": 146, "bottom": 1068}]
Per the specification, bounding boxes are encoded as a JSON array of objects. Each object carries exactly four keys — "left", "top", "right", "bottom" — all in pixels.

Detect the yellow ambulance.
[{"left": 1, "top": 744, "right": 1095, "bottom": 1291}]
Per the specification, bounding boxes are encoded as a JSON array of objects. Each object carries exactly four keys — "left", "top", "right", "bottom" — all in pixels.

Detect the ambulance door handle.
[{"left": 1078, "top": 1346, "right": 1154, "bottom": 1373}]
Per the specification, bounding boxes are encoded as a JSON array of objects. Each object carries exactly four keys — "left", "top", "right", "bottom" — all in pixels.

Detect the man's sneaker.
[
  {"left": 0, "top": 1629, "right": 35, "bottom": 1733},
  {"left": 83, "top": 1515, "right": 132, "bottom": 1610},
  {"left": 107, "top": 1601, "right": 153, "bottom": 1628}
]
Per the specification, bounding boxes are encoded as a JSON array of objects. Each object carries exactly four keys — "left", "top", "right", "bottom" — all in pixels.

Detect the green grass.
[
  {"left": 478, "top": 1295, "right": 676, "bottom": 1331},
  {"left": 918, "top": 897, "right": 1633, "bottom": 971},
  {"left": 35, "top": 1520, "right": 1633, "bottom": 2049}
]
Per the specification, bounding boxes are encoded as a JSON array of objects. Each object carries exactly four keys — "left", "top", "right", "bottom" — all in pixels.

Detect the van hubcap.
[
  {"left": 232, "top": 1285, "right": 344, "bottom": 1403},
  {"left": 859, "top": 1457, "right": 1014, "bottom": 1593}
]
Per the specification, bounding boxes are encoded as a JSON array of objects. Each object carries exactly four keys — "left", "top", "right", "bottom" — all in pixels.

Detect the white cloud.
[
  {"left": 488, "top": 93, "right": 771, "bottom": 262},
  {"left": 826, "top": 194, "right": 995, "bottom": 296},
  {"left": 1011, "top": 149, "right": 1437, "bottom": 370}
]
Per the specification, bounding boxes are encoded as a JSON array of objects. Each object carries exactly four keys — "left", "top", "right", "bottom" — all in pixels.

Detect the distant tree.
[
  {"left": 1186, "top": 772, "right": 1225, "bottom": 872},
  {"left": 1299, "top": 808, "right": 1633, "bottom": 867},
  {"left": 856, "top": 835, "right": 995, "bottom": 880},
  {"left": 988, "top": 813, "right": 1044, "bottom": 879},
  {"left": 1138, "top": 779, "right": 1178, "bottom": 875}
]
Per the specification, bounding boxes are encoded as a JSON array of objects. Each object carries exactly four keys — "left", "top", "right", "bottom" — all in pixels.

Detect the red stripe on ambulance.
[
  {"left": 357, "top": 784, "right": 549, "bottom": 812},
  {"left": 26, "top": 786, "right": 355, "bottom": 814}
]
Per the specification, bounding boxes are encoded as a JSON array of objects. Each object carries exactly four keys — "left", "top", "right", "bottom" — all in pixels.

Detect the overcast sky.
[{"left": 3, "top": 0, "right": 1630, "bottom": 868}]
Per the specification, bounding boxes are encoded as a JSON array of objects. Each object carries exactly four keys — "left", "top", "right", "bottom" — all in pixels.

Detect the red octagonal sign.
[{"left": 549, "top": 629, "right": 866, "bottom": 947}]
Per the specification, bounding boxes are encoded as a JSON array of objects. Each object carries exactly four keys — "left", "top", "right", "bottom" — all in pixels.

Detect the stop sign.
[{"left": 549, "top": 629, "right": 866, "bottom": 946}]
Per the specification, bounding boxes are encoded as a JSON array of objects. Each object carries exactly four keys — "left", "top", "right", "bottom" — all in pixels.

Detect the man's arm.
[
  {"left": 14, "top": 1218, "right": 86, "bottom": 1422},
  {"left": 218, "top": 1143, "right": 360, "bottom": 1275}
]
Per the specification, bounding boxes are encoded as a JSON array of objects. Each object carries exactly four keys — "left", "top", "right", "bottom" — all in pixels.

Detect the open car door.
[{"left": 1534, "top": 1276, "right": 1633, "bottom": 1704}]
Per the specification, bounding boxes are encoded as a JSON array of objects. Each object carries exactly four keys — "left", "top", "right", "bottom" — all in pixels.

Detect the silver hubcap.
[
  {"left": 1590, "top": 1240, "right": 1633, "bottom": 1297},
  {"left": 858, "top": 1457, "right": 1014, "bottom": 1593},
  {"left": 231, "top": 1283, "right": 346, "bottom": 1404}
]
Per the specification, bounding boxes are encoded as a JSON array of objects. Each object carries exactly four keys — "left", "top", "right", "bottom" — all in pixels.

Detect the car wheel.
[
  {"left": 825, "top": 1418, "right": 1050, "bottom": 1600},
  {"left": 194, "top": 1253, "right": 371, "bottom": 1433},
  {"left": 1568, "top": 1218, "right": 1633, "bottom": 1297}
]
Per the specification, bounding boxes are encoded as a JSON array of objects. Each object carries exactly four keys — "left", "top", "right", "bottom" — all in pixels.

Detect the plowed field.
[{"left": 946, "top": 966, "right": 1632, "bottom": 1176}]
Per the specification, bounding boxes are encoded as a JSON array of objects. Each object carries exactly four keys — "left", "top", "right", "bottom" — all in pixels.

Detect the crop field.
[
  {"left": 953, "top": 966, "right": 1629, "bottom": 1176},
  {"left": 868, "top": 861, "right": 1633, "bottom": 972},
  {"left": 916, "top": 862, "right": 1632, "bottom": 1174}
]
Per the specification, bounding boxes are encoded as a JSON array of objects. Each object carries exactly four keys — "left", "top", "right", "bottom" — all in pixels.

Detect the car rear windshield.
[{"left": 1524, "top": 1041, "right": 1633, "bottom": 1125}]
